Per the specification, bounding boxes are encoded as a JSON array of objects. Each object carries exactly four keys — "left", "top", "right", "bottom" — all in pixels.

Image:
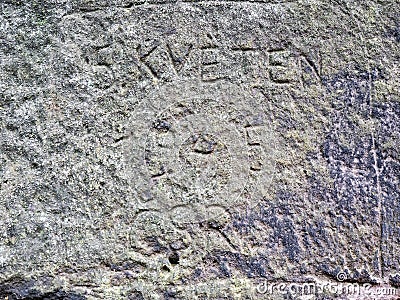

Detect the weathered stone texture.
[{"left": 0, "top": 0, "right": 399, "bottom": 299}]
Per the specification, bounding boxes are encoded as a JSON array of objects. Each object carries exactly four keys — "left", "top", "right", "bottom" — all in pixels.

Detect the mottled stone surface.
[{"left": 0, "top": 0, "right": 399, "bottom": 299}]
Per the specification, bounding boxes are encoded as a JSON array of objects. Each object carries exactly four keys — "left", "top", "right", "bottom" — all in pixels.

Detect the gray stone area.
[{"left": 0, "top": 0, "right": 399, "bottom": 299}]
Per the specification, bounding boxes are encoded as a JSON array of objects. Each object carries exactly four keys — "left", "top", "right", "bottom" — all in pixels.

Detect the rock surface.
[{"left": 0, "top": 0, "right": 399, "bottom": 299}]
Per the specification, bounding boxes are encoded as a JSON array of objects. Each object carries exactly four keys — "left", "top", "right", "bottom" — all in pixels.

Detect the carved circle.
[{"left": 124, "top": 80, "right": 275, "bottom": 223}]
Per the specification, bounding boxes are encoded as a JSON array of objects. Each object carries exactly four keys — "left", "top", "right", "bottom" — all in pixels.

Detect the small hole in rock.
[
  {"left": 168, "top": 252, "right": 179, "bottom": 265},
  {"left": 162, "top": 265, "right": 170, "bottom": 272}
]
